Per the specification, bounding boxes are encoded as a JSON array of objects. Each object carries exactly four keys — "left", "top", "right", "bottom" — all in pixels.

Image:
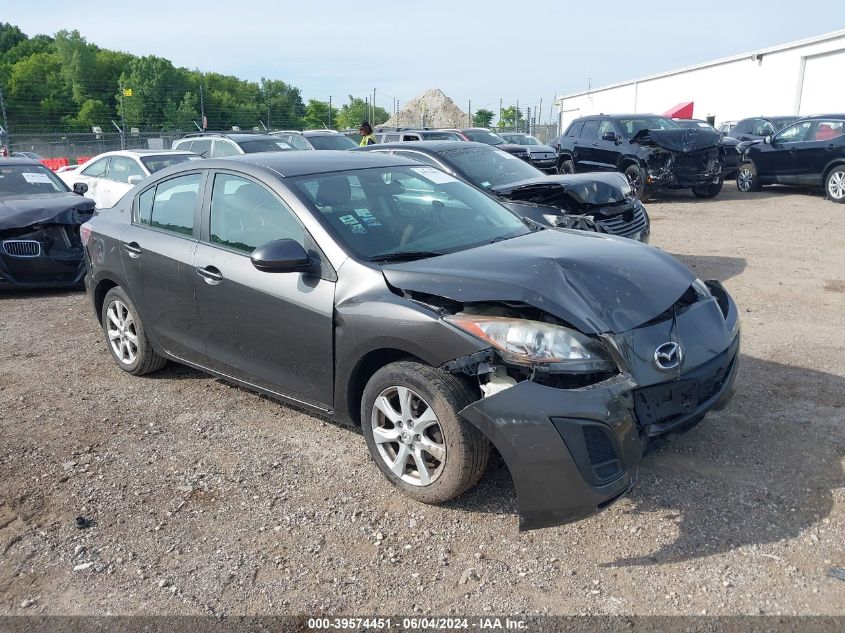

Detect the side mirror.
[
  {"left": 764, "top": 135, "right": 772, "bottom": 144},
  {"left": 601, "top": 131, "right": 617, "bottom": 142},
  {"left": 250, "top": 238, "right": 311, "bottom": 273},
  {"left": 72, "top": 182, "right": 88, "bottom": 195},
  {"left": 127, "top": 175, "right": 144, "bottom": 186}
]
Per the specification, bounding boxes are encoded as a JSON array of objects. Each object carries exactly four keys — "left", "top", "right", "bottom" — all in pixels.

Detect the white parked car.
[{"left": 58, "top": 150, "right": 201, "bottom": 208}]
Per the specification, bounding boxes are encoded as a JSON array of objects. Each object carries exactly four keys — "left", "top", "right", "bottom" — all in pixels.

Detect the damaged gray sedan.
[{"left": 82, "top": 151, "right": 739, "bottom": 529}]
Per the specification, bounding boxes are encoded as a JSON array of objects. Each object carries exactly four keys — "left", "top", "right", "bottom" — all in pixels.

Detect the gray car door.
[
  {"left": 192, "top": 170, "right": 335, "bottom": 409},
  {"left": 119, "top": 171, "right": 207, "bottom": 363}
]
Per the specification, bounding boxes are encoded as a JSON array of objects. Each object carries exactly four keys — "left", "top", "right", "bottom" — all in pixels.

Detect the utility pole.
[
  {"left": 516, "top": 99, "right": 519, "bottom": 133},
  {"left": 468, "top": 100, "right": 472, "bottom": 127},
  {"left": 117, "top": 80, "right": 127, "bottom": 150},
  {"left": 537, "top": 98, "right": 543, "bottom": 129},
  {"left": 200, "top": 82, "right": 207, "bottom": 130},
  {"left": 365, "top": 96, "right": 369, "bottom": 125},
  {"left": 328, "top": 95, "right": 332, "bottom": 129},
  {"left": 372, "top": 88, "right": 376, "bottom": 124},
  {"left": 499, "top": 98, "right": 503, "bottom": 129},
  {"left": 0, "top": 84, "right": 9, "bottom": 155},
  {"left": 527, "top": 107, "right": 531, "bottom": 135}
]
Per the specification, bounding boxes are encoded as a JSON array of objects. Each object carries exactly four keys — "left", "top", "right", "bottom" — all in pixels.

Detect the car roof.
[
  {"left": 302, "top": 130, "right": 341, "bottom": 137},
  {"left": 795, "top": 113, "right": 845, "bottom": 120},
  {"left": 193, "top": 149, "right": 423, "bottom": 178},
  {"left": 364, "top": 140, "right": 492, "bottom": 153},
  {"left": 0, "top": 157, "right": 49, "bottom": 167},
  {"left": 94, "top": 149, "right": 196, "bottom": 158},
  {"left": 176, "top": 133, "right": 280, "bottom": 141}
]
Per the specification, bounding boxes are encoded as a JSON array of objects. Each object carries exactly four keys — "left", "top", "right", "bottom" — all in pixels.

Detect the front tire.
[
  {"left": 692, "top": 179, "right": 724, "bottom": 198},
  {"left": 825, "top": 166, "right": 845, "bottom": 203},
  {"left": 361, "top": 361, "right": 489, "bottom": 504},
  {"left": 624, "top": 164, "right": 649, "bottom": 200},
  {"left": 101, "top": 287, "right": 166, "bottom": 376},
  {"left": 736, "top": 163, "right": 761, "bottom": 192},
  {"left": 558, "top": 158, "right": 575, "bottom": 175}
]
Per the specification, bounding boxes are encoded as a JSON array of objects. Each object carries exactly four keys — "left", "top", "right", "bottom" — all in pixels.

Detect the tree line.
[{"left": 0, "top": 23, "right": 389, "bottom": 134}]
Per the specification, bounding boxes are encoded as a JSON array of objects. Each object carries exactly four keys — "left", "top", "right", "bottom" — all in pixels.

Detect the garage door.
[{"left": 799, "top": 51, "right": 844, "bottom": 115}]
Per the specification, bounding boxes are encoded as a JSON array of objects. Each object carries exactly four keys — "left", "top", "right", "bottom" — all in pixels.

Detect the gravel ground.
[{"left": 1, "top": 185, "right": 843, "bottom": 617}]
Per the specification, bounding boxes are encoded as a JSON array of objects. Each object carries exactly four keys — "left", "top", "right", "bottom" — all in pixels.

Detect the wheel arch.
[
  {"left": 822, "top": 159, "right": 845, "bottom": 184},
  {"left": 92, "top": 275, "right": 123, "bottom": 319}
]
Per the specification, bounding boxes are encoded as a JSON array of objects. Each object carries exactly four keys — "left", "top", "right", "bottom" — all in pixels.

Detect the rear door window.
[
  {"left": 580, "top": 120, "right": 600, "bottom": 140},
  {"left": 812, "top": 121, "right": 844, "bottom": 141},
  {"left": 145, "top": 173, "right": 202, "bottom": 236}
]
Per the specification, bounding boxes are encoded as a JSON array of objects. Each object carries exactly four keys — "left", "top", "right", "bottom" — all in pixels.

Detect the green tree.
[
  {"left": 5, "top": 51, "right": 68, "bottom": 129},
  {"left": 0, "top": 23, "right": 26, "bottom": 55},
  {"left": 498, "top": 106, "right": 525, "bottom": 130},
  {"left": 303, "top": 99, "right": 338, "bottom": 129},
  {"left": 65, "top": 98, "right": 111, "bottom": 131},
  {"left": 261, "top": 78, "right": 305, "bottom": 130},
  {"left": 54, "top": 30, "right": 96, "bottom": 106},
  {"left": 473, "top": 108, "right": 494, "bottom": 127},
  {"left": 335, "top": 95, "right": 389, "bottom": 130}
]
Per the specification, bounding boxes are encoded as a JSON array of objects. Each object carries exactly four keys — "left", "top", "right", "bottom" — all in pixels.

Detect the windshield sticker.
[
  {"left": 22, "top": 172, "right": 53, "bottom": 184},
  {"left": 496, "top": 150, "right": 518, "bottom": 160},
  {"left": 339, "top": 214, "right": 366, "bottom": 233},
  {"left": 410, "top": 167, "right": 459, "bottom": 184},
  {"left": 355, "top": 208, "right": 382, "bottom": 227}
]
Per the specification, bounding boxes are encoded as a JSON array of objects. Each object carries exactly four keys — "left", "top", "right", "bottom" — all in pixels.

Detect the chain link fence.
[{"left": 6, "top": 130, "right": 189, "bottom": 162}]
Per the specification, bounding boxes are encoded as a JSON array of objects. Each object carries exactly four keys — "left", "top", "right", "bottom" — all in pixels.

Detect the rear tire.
[
  {"left": 558, "top": 158, "right": 575, "bottom": 175},
  {"left": 825, "top": 165, "right": 845, "bottom": 203},
  {"left": 101, "top": 287, "right": 166, "bottom": 376},
  {"left": 361, "top": 361, "right": 489, "bottom": 504},
  {"left": 736, "top": 163, "right": 761, "bottom": 192},
  {"left": 692, "top": 179, "right": 724, "bottom": 198}
]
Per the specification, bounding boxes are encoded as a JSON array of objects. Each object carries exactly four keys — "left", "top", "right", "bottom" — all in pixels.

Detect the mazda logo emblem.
[{"left": 654, "top": 341, "right": 682, "bottom": 370}]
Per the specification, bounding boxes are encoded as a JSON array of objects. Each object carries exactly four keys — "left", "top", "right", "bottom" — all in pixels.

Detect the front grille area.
[
  {"left": 595, "top": 203, "right": 648, "bottom": 238},
  {"left": 2, "top": 240, "right": 41, "bottom": 257},
  {"left": 675, "top": 148, "right": 721, "bottom": 179}
]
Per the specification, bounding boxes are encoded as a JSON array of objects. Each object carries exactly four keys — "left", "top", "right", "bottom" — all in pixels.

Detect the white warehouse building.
[{"left": 555, "top": 30, "right": 845, "bottom": 131}]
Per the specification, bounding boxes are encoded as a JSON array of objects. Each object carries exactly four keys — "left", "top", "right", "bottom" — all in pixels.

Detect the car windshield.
[
  {"left": 0, "top": 165, "right": 68, "bottom": 197},
  {"left": 437, "top": 146, "right": 544, "bottom": 189},
  {"left": 420, "top": 131, "right": 461, "bottom": 140},
  {"left": 770, "top": 117, "right": 798, "bottom": 131},
  {"left": 462, "top": 130, "right": 506, "bottom": 145},
  {"left": 238, "top": 139, "right": 295, "bottom": 153},
  {"left": 291, "top": 165, "right": 531, "bottom": 261},
  {"left": 616, "top": 116, "right": 681, "bottom": 137},
  {"left": 140, "top": 154, "right": 202, "bottom": 173},
  {"left": 307, "top": 135, "right": 357, "bottom": 150},
  {"left": 502, "top": 134, "right": 542, "bottom": 146}
]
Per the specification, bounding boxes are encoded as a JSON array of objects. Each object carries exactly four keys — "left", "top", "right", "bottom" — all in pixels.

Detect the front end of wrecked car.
[
  {"left": 493, "top": 173, "right": 650, "bottom": 242},
  {"left": 633, "top": 128, "right": 724, "bottom": 189},
  {"left": 374, "top": 230, "right": 738, "bottom": 529}
]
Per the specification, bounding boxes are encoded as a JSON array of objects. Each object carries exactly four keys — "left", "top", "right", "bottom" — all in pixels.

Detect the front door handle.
[
  {"left": 827, "top": 144, "right": 836, "bottom": 152},
  {"left": 196, "top": 265, "right": 223, "bottom": 285},
  {"left": 122, "top": 242, "right": 141, "bottom": 258}
]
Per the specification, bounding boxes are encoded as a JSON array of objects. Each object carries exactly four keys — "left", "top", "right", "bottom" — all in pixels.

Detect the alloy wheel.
[
  {"left": 626, "top": 169, "right": 643, "bottom": 198},
  {"left": 828, "top": 170, "right": 845, "bottom": 200},
  {"left": 106, "top": 300, "right": 138, "bottom": 365},
  {"left": 371, "top": 386, "right": 446, "bottom": 486},
  {"left": 737, "top": 167, "right": 754, "bottom": 192}
]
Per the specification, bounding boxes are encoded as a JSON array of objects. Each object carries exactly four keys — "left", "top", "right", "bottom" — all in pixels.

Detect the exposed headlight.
[
  {"left": 445, "top": 314, "right": 615, "bottom": 370},
  {"left": 691, "top": 278, "right": 712, "bottom": 299}
]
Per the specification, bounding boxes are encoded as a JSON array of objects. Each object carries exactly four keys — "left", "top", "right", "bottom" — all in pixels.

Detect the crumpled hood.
[
  {"left": 491, "top": 172, "right": 630, "bottom": 208},
  {"left": 525, "top": 144, "right": 556, "bottom": 156},
  {"left": 631, "top": 127, "right": 722, "bottom": 152},
  {"left": 0, "top": 193, "right": 95, "bottom": 230},
  {"left": 382, "top": 229, "right": 694, "bottom": 334}
]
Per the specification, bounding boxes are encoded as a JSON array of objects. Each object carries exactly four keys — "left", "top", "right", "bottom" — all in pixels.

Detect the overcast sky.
[{"left": 7, "top": 0, "right": 845, "bottom": 118}]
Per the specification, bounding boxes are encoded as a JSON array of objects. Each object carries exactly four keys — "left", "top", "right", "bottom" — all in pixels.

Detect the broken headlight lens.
[{"left": 445, "top": 315, "right": 614, "bottom": 368}]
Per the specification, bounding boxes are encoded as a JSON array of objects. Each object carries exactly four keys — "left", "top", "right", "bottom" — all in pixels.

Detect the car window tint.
[
  {"left": 80, "top": 157, "right": 109, "bottom": 178},
  {"left": 107, "top": 156, "right": 145, "bottom": 183},
  {"left": 138, "top": 187, "right": 155, "bottom": 225},
  {"left": 580, "top": 120, "right": 600, "bottom": 140},
  {"left": 190, "top": 140, "right": 213, "bottom": 157},
  {"left": 209, "top": 173, "right": 304, "bottom": 253},
  {"left": 813, "top": 121, "right": 843, "bottom": 141},
  {"left": 149, "top": 173, "right": 201, "bottom": 236},
  {"left": 211, "top": 140, "right": 239, "bottom": 157},
  {"left": 776, "top": 121, "right": 813, "bottom": 143}
]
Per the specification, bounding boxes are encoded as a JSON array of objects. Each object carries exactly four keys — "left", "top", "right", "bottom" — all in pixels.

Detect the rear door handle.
[
  {"left": 196, "top": 265, "right": 223, "bottom": 285},
  {"left": 122, "top": 242, "right": 141, "bottom": 258}
]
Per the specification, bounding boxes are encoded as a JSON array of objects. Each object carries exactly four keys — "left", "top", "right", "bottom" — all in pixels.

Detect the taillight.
[{"left": 80, "top": 223, "right": 92, "bottom": 246}]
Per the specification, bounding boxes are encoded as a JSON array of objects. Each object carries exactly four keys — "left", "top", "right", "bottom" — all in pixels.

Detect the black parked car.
[
  {"left": 451, "top": 128, "right": 531, "bottom": 162},
  {"left": 82, "top": 151, "right": 738, "bottom": 529},
  {"left": 363, "top": 141, "right": 649, "bottom": 242},
  {"left": 270, "top": 130, "right": 358, "bottom": 151},
  {"left": 729, "top": 116, "right": 798, "bottom": 142},
  {"left": 556, "top": 114, "right": 729, "bottom": 199},
  {"left": 498, "top": 133, "right": 558, "bottom": 173},
  {"left": 736, "top": 114, "right": 845, "bottom": 202},
  {"left": 0, "top": 158, "right": 94, "bottom": 288}
]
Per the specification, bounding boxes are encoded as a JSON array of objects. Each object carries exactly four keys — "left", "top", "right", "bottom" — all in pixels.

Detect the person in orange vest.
[{"left": 358, "top": 121, "right": 376, "bottom": 146}]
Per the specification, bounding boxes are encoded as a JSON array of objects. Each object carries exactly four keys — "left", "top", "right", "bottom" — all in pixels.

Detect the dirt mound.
[{"left": 381, "top": 88, "right": 470, "bottom": 129}]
